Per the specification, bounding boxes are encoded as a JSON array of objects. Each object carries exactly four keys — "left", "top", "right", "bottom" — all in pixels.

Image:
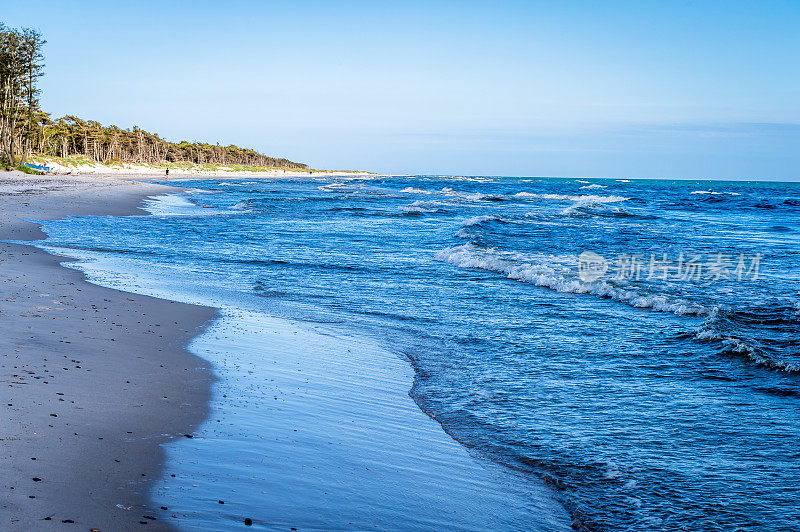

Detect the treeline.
[
  {"left": 34, "top": 116, "right": 307, "bottom": 168},
  {"left": 0, "top": 23, "right": 44, "bottom": 167},
  {"left": 0, "top": 23, "right": 305, "bottom": 169}
]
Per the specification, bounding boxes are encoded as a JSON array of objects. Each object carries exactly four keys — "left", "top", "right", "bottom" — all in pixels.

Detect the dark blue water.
[{"left": 39, "top": 176, "right": 800, "bottom": 530}]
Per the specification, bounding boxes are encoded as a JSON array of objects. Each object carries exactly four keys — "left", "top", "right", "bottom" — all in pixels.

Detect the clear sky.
[{"left": 3, "top": 0, "right": 799, "bottom": 179}]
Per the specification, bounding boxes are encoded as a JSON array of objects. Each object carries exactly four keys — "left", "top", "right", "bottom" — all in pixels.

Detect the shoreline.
[
  {"left": 1, "top": 170, "right": 572, "bottom": 530},
  {"left": 0, "top": 170, "right": 217, "bottom": 529},
  {"left": 41, "top": 190, "right": 572, "bottom": 530}
]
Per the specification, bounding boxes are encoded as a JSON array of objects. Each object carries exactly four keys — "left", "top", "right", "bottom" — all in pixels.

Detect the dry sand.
[{"left": 0, "top": 171, "right": 216, "bottom": 530}]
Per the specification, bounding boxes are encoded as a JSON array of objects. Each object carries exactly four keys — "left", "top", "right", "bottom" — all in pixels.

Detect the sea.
[{"left": 36, "top": 176, "right": 800, "bottom": 531}]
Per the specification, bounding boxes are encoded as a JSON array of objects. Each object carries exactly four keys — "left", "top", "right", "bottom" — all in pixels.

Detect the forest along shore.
[{"left": 0, "top": 171, "right": 216, "bottom": 530}]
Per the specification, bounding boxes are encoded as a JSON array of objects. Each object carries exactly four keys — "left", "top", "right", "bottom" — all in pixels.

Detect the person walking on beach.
[{"left": 165, "top": 167, "right": 169, "bottom": 178}]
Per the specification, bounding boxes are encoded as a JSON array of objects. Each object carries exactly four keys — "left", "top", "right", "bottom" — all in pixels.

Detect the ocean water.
[{"left": 37, "top": 176, "right": 800, "bottom": 531}]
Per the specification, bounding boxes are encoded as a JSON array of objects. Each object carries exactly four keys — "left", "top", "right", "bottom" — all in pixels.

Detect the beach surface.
[{"left": 0, "top": 171, "right": 216, "bottom": 530}]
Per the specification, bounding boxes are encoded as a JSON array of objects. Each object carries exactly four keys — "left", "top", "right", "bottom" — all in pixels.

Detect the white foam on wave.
[
  {"left": 580, "top": 184, "right": 607, "bottom": 189},
  {"left": 160, "top": 195, "right": 196, "bottom": 207},
  {"left": 144, "top": 194, "right": 228, "bottom": 217},
  {"left": 398, "top": 199, "right": 459, "bottom": 214},
  {"left": 318, "top": 183, "right": 349, "bottom": 191},
  {"left": 560, "top": 202, "right": 588, "bottom": 216},
  {"left": 214, "top": 181, "right": 260, "bottom": 187},
  {"left": 461, "top": 215, "right": 501, "bottom": 227},
  {"left": 439, "top": 187, "right": 501, "bottom": 202},
  {"left": 412, "top": 200, "right": 458, "bottom": 207},
  {"left": 401, "top": 185, "right": 629, "bottom": 204},
  {"left": 695, "top": 308, "right": 799, "bottom": 373},
  {"left": 447, "top": 176, "right": 495, "bottom": 182},
  {"left": 690, "top": 190, "right": 742, "bottom": 196},
  {"left": 230, "top": 201, "right": 252, "bottom": 211},
  {"left": 434, "top": 243, "right": 707, "bottom": 316},
  {"left": 400, "top": 186, "right": 503, "bottom": 202},
  {"left": 514, "top": 192, "right": 630, "bottom": 203},
  {"left": 400, "top": 205, "right": 438, "bottom": 214},
  {"left": 559, "top": 199, "right": 631, "bottom": 216}
]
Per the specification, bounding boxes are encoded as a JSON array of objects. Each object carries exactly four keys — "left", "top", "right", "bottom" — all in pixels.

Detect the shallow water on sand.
[
  {"left": 39, "top": 176, "right": 800, "bottom": 530},
  {"left": 159, "top": 310, "right": 567, "bottom": 530}
]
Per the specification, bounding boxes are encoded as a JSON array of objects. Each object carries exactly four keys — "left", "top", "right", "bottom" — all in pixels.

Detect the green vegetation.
[
  {"left": 0, "top": 24, "right": 44, "bottom": 167},
  {"left": 27, "top": 154, "right": 96, "bottom": 168},
  {"left": 1, "top": 24, "right": 307, "bottom": 171},
  {"left": 30, "top": 116, "right": 307, "bottom": 168}
]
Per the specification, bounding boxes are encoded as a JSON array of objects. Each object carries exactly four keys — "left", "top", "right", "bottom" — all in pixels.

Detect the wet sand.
[
  {"left": 152, "top": 309, "right": 572, "bottom": 530},
  {"left": 0, "top": 171, "right": 216, "bottom": 530}
]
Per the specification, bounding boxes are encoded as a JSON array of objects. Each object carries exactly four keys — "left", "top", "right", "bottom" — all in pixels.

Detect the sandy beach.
[{"left": 0, "top": 171, "right": 216, "bottom": 530}]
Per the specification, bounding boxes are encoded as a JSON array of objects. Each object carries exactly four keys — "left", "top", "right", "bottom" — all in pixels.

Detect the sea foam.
[
  {"left": 690, "top": 190, "right": 742, "bottom": 196},
  {"left": 434, "top": 244, "right": 707, "bottom": 316},
  {"left": 461, "top": 215, "right": 502, "bottom": 227},
  {"left": 513, "top": 192, "right": 630, "bottom": 203},
  {"left": 144, "top": 194, "right": 227, "bottom": 217}
]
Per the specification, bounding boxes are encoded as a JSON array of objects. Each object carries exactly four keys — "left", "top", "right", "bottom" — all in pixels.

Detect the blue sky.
[{"left": 3, "top": 0, "right": 799, "bottom": 179}]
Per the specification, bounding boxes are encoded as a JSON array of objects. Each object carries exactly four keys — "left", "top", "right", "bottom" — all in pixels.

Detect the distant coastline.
[{"left": 1, "top": 24, "right": 367, "bottom": 177}]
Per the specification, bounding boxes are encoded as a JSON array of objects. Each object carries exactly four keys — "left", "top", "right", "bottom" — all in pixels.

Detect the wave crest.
[
  {"left": 461, "top": 215, "right": 502, "bottom": 227},
  {"left": 434, "top": 244, "right": 706, "bottom": 316},
  {"left": 514, "top": 192, "right": 630, "bottom": 203},
  {"left": 694, "top": 305, "right": 800, "bottom": 373}
]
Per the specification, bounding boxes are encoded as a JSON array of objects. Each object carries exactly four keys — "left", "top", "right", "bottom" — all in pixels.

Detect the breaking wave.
[
  {"left": 399, "top": 200, "right": 459, "bottom": 214},
  {"left": 558, "top": 202, "right": 654, "bottom": 219},
  {"left": 691, "top": 190, "right": 742, "bottom": 196},
  {"left": 318, "top": 183, "right": 349, "bottom": 191},
  {"left": 434, "top": 244, "right": 707, "bottom": 316},
  {"left": 401, "top": 186, "right": 628, "bottom": 204},
  {"left": 144, "top": 194, "right": 230, "bottom": 217},
  {"left": 230, "top": 201, "right": 253, "bottom": 211},
  {"left": 514, "top": 192, "right": 630, "bottom": 203},
  {"left": 461, "top": 215, "right": 503, "bottom": 227},
  {"left": 694, "top": 305, "right": 800, "bottom": 374}
]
